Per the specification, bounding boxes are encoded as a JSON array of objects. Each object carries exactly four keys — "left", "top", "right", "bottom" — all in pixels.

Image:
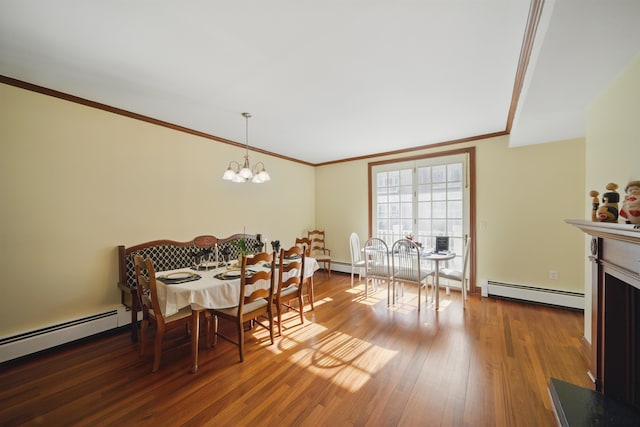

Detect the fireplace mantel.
[{"left": 566, "top": 219, "right": 640, "bottom": 244}]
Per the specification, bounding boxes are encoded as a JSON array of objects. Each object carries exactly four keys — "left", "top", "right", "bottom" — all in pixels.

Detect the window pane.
[
  {"left": 432, "top": 165, "right": 446, "bottom": 183},
  {"left": 418, "top": 166, "right": 431, "bottom": 184},
  {"left": 433, "top": 201, "right": 447, "bottom": 218},
  {"left": 432, "top": 183, "right": 447, "bottom": 201},
  {"left": 377, "top": 204, "right": 388, "bottom": 218},
  {"left": 448, "top": 200, "right": 462, "bottom": 218},
  {"left": 418, "top": 201, "right": 431, "bottom": 218},
  {"left": 448, "top": 180, "right": 462, "bottom": 200},
  {"left": 432, "top": 219, "right": 447, "bottom": 235},
  {"left": 448, "top": 163, "right": 462, "bottom": 182}
]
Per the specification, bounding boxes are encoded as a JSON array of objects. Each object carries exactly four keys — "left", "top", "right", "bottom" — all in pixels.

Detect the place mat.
[
  {"left": 284, "top": 255, "right": 301, "bottom": 260},
  {"left": 214, "top": 270, "right": 256, "bottom": 281},
  {"left": 157, "top": 272, "right": 201, "bottom": 285}
]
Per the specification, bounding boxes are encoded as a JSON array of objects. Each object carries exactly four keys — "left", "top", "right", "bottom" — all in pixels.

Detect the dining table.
[
  {"left": 155, "top": 256, "right": 319, "bottom": 373},
  {"left": 422, "top": 251, "right": 456, "bottom": 310},
  {"left": 363, "top": 245, "right": 455, "bottom": 310}
]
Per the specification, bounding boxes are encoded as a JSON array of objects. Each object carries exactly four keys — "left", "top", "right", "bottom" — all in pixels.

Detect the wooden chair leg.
[
  {"left": 152, "top": 325, "right": 165, "bottom": 373},
  {"left": 237, "top": 320, "right": 245, "bottom": 362},
  {"left": 277, "top": 303, "right": 283, "bottom": 336},
  {"left": 267, "top": 307, "right": 274, "bottom": 345},
  {"left": 298, "top": 295, "right": 305, "bottom": 325},
  {"left": 307, "top": 277, "right": 315, "bottom": 310},
  {"left": 139, "top": 319, "right": 148, "bottom": 357}
]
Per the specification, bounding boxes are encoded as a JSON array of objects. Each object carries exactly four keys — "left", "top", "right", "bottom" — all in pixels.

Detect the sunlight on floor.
[
  {"left": 348, "top": 284, "right": 389, "bottom": 306},
  {"left": 289, "top": 330, "right": 398, "bottom": 392}
]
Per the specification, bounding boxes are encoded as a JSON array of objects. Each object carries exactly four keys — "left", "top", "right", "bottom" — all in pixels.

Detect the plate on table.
[
  {"left": 214, "top": 270, "right": 255, "bottom": 281},
  {"left": 157, "top": 271, "right": 200, "bottom": 284},
  {"left": 166, "top": 272, "right": 195, "bottom": 280}
]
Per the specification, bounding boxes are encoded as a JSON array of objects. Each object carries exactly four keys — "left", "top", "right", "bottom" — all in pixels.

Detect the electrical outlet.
[{"left": 549, "top": 270, "right": 558, "bottom": 280}]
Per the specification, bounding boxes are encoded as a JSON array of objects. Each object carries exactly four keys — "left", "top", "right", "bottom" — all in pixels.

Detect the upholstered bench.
[{"left": 117, "top": 233, "right": 263, "bottom": 341}]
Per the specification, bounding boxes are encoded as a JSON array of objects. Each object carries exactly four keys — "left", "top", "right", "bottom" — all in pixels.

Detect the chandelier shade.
[{"left": 222, "top": 112, "right": 271, "bottom": 184}]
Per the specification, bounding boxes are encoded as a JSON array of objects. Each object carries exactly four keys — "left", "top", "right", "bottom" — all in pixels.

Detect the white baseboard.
[
  {"left": 0, "top": 305, "right": 132, "bottom": 363},
  {"left": 485, "top": 280, "right": 583, "bottom": 310}
]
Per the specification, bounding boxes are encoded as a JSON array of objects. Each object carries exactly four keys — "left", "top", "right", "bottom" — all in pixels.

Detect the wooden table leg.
[{"left": 191, "top": 309, "right": 200, "bottom": 373}]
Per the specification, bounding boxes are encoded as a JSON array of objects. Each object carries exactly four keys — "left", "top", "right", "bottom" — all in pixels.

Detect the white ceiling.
[{"left": 1, "top": 1, "right": 639, "bottom": 164}]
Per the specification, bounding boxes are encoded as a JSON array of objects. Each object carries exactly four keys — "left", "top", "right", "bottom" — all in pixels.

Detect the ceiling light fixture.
[{"left": 222, "top": 112, "right": 270, "bottom": 184}]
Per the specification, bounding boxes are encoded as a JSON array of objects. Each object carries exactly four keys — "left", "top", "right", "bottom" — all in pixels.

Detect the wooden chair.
[
  {"left": 209, "top": 252, "right": 276, "bottom": 362},
  {"left": 133, "top": 254, "right": 204, "bottom": 373},
  {"left": 349, "top": 232, "right": 366, "bottom": 287},
  {"left": 294, "top": 237, "right": 312, "bottom": 256},
  {"left": 294, "top": 237, "right": 315, "bottom": 309},
  {"left": 308, "top": 230, "right": 331, "bottom": 277},
  {"left": 391, "top": 239, "right": 434, "bottom": 311},
  {"left": 440, "top": 236, "right": 471, "bottom": 308},
  {"left": 274, "top": 246, "right": 306, "bottom": 336},
  {"left": 363, "top": 238, "right": 391, "bottom": 301}
]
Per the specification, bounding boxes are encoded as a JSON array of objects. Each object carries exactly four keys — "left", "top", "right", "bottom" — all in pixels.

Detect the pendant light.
[{"left": 222, "top": 112, "right": 271, "bottom": 183}]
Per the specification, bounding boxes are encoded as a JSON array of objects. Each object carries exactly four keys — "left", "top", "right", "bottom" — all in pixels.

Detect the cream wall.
[
  {"left": 0, "top": 84, "right": 315, "bottom": 337},
  {"left": 583, "top": 54, "right": 640, "bottom": 343},
  {"left": 316, "top": 136, "right": 586, "bottom": 294}
]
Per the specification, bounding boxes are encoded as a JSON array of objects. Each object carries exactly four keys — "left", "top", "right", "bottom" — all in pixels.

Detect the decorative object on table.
[
  {"left": 435, "top": 236, "right": 449, "bottom": 253},
  {"left": 593, "top": 182, "right": 619, "bottom": 222},
  {"left": 190, "top": 248, "right": 214, "bottom": 269},
  {"left": 620, "top": 180, "right": 640, "bottom": 225},
  {"left": 271, "top": 240, "right": 280, "bottom": 254},
  {"left": 221, "top": 112, "right": 271, "bottom": 184},
  {"left": 589, "top": 190, "right": 599, "bottom": 221},
  {"left": 221, "top": 246, "right": 232, "bottom": 265},
  {"left": 234, "top": 238, "right": 247, "bottom": 261}
]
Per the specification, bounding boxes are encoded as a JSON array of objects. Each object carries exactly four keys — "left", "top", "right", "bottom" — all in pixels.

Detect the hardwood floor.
[{"left": 0, "top": 272, "right": 592, "bottom": 426}]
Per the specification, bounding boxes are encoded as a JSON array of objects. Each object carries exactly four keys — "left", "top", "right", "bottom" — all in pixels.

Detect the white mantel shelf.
[{"left": 565, "top": 219, "right": 640, "bottom": 243}]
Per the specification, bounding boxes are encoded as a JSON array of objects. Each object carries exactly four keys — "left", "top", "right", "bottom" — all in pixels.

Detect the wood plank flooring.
[{"left": 0, "top": 272, "right": 592, "bottom": 426}]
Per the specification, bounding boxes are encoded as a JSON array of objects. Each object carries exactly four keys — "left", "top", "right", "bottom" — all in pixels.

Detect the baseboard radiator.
[
  {"left": 486, "top": 280, "right": 584, "bottom": 310},
  {"left": 0, "top": 305, "right": 132, "bottom": 363}
]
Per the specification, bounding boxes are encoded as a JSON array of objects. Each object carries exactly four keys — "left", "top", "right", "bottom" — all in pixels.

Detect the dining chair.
[
  {"left": 391, "top": 239, "right": 434, "bottom": 311},
  {"left": 349, "top": 232, "right": 366, "bottom": 287},
  {"left": 274, "top": 246, "right": 306, "bottom": 336},
  {"left": 294, "top": 236, "right": 315, "bottom": 309},
  {"left": 209, "top": 251, "right": 276, "bottom": 362},
  {"left": 133, "top": 254, "right": 204, "bottom": 373},
  {"left": 363, "top": 238, "right": 391, "bottom": 301},
  {"left": 439, "top": 236, "right": 471, "bottom": 308},
  {"left": 294, "top": 237, "right": 312, "bottom": 256},
  {"left": 308, "top": 230, "right": 331, "bottom": 277}
]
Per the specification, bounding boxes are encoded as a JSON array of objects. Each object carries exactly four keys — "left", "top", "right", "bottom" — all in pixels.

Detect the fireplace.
[{"left": 565, "top": 220, "right": 640, "bottom": 415}]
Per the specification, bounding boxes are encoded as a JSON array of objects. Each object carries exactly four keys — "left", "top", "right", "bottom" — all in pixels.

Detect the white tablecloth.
[{"left": 156, "top": 257, "right": 319, "bottom": 316}]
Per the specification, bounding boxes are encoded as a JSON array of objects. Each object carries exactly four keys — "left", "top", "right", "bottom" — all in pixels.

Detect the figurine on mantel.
[
  {"left": 590, "top": 182, "right": 619, "bottom": 222},
  {"left": 620, "top": 180, "right": 640, "bottom": 225},
  {"left": 589, "top": 190, "right": 599, "bottom": 221}
]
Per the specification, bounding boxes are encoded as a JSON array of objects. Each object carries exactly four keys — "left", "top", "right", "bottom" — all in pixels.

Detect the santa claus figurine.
[{"left": 620, "top": 180, "right": 640, "bottom": 225}]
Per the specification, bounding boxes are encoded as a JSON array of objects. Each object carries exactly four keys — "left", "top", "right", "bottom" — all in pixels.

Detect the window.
[{"left": 370, "top": 152, "right": 469, "bottom": 272}]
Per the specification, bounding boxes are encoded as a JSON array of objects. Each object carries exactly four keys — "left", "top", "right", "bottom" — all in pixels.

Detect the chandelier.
[{"left": 222, "top": 112, "right": 271, "bottom": 183}]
